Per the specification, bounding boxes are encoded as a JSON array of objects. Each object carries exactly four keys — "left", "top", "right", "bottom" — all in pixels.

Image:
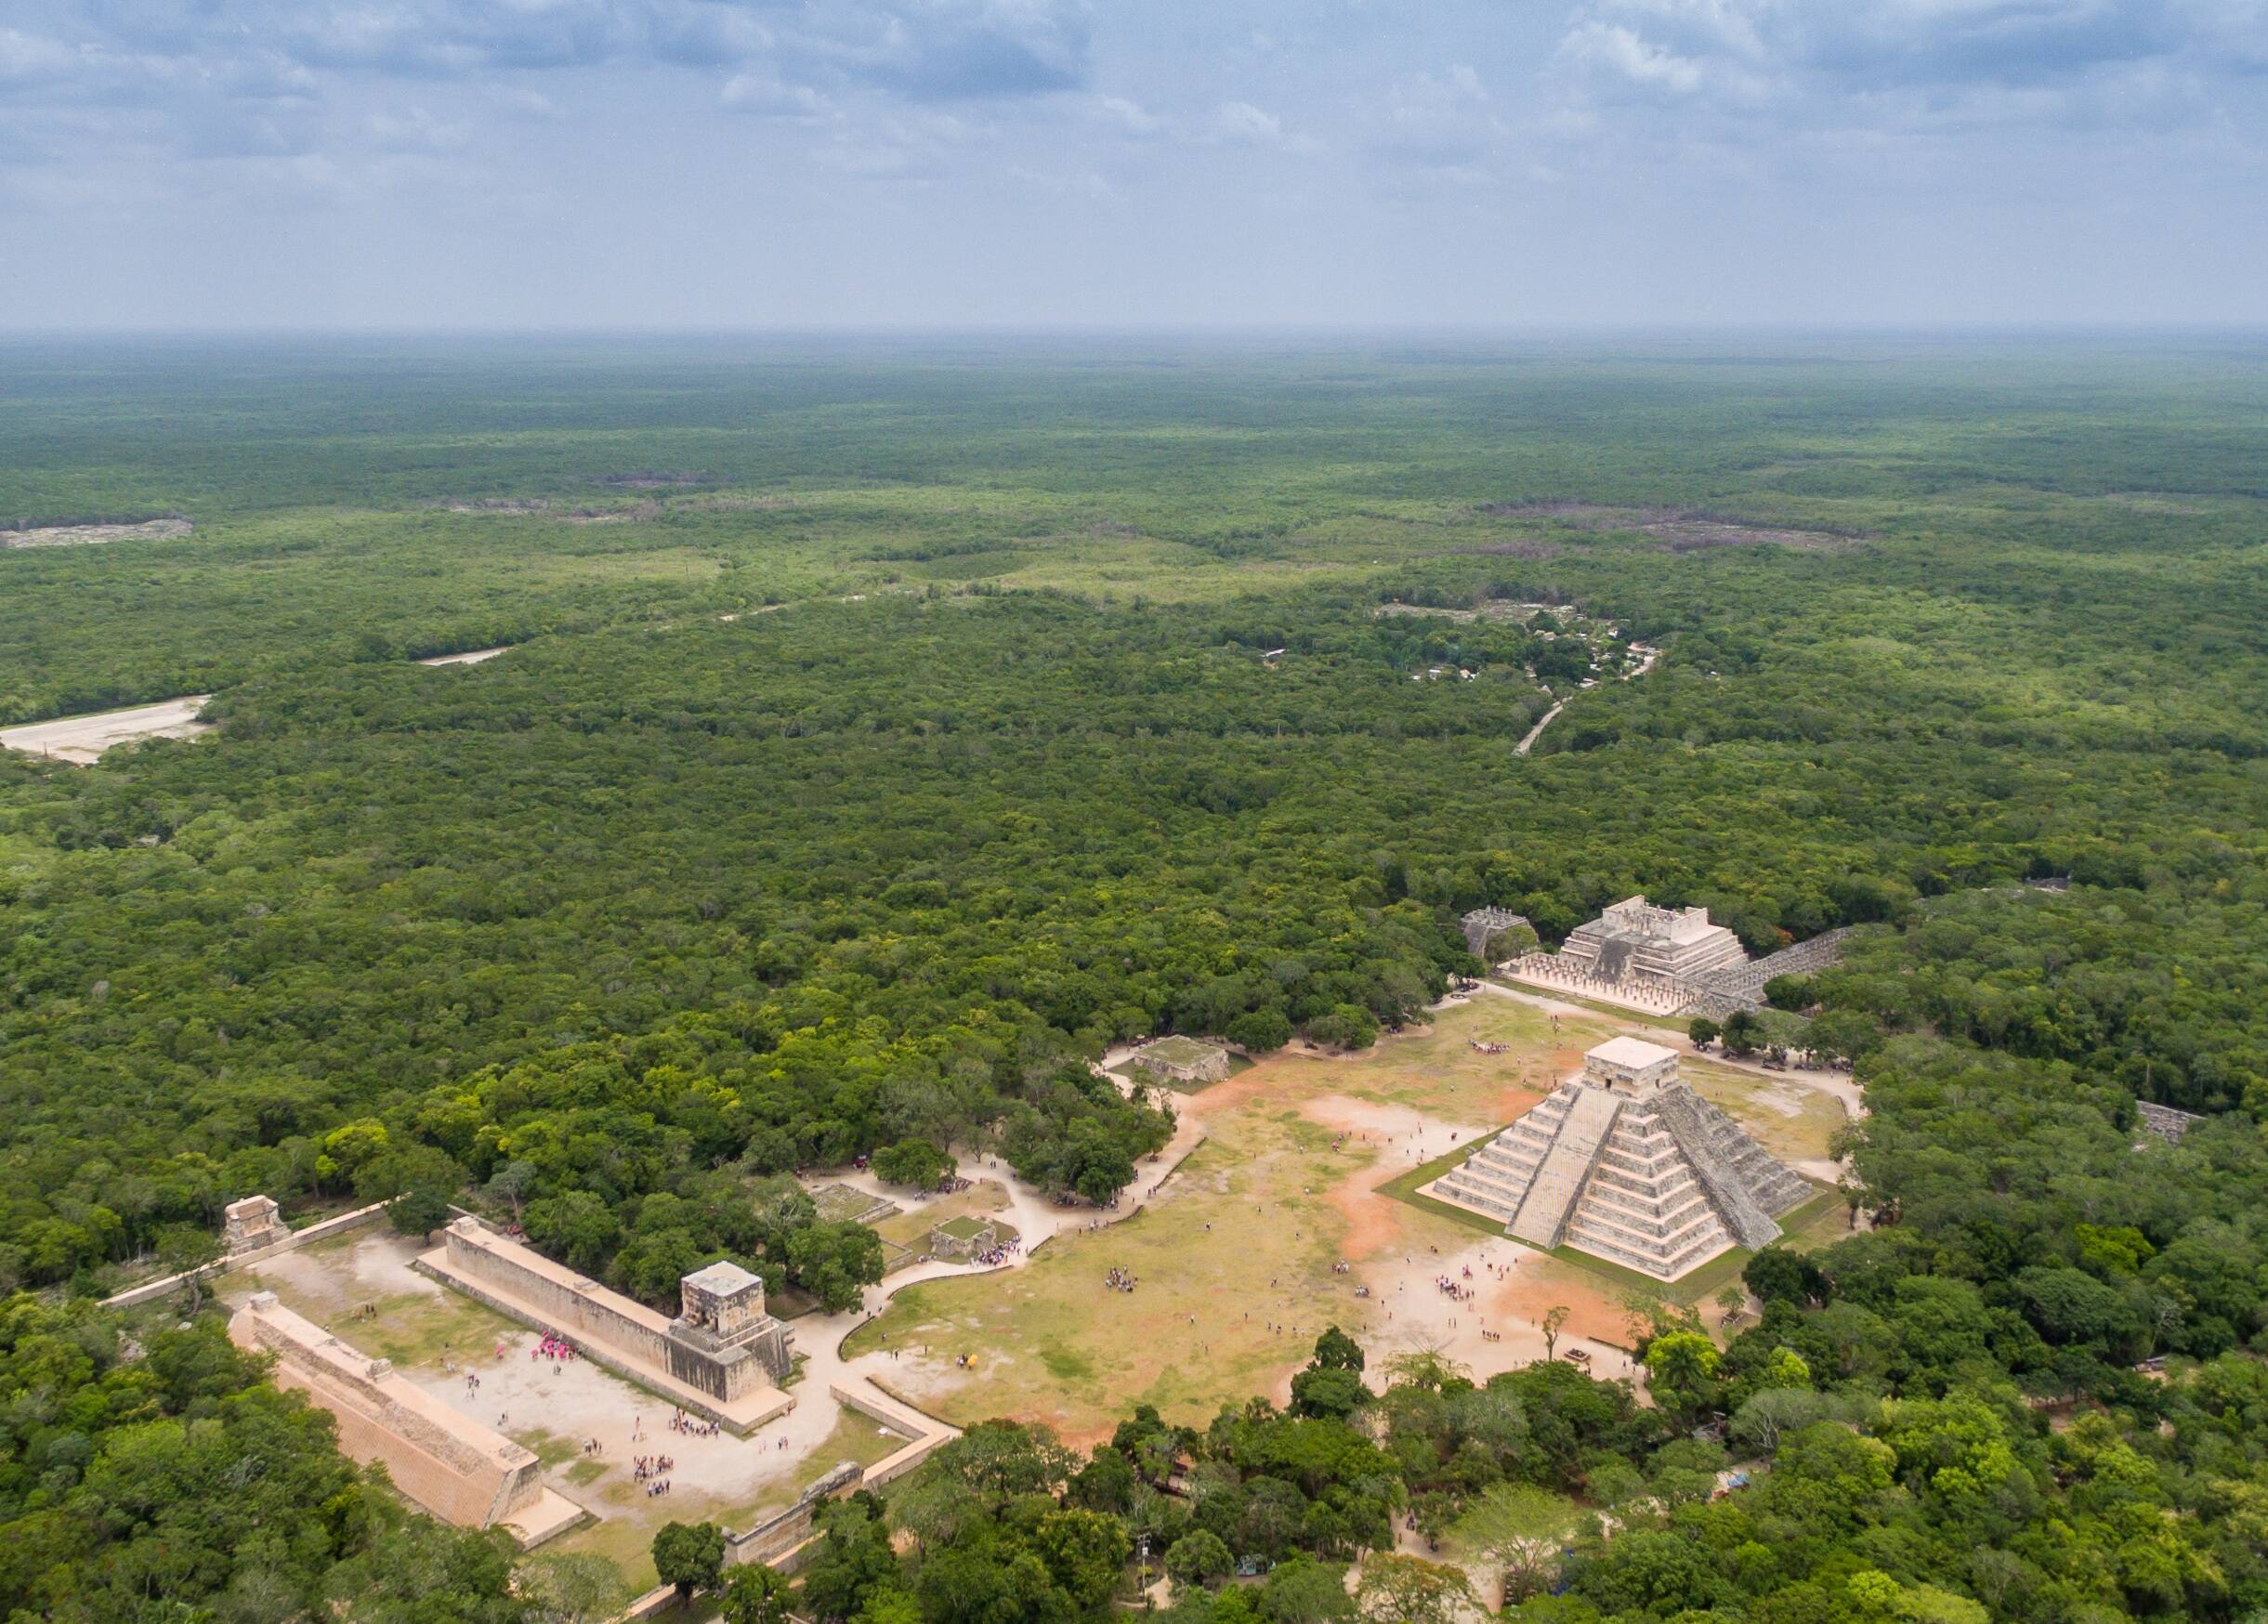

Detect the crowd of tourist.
[{"left": 668, "top": 1408, "right": 721, "bottom": 1439}]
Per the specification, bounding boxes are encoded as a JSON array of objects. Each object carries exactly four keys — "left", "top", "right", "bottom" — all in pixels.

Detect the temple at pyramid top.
[{"left": 1426, "top": 1038, "right": 1811, "bottom": 1280}]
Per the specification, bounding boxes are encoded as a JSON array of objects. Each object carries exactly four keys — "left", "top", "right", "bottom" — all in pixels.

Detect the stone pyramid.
[{"left": 1430, "top": 1037, "right": 1810, "bottom": 1280}]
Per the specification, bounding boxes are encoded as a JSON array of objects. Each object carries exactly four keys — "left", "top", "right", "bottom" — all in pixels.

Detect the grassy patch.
[
  {"left": 840, "top": 1119, "right": 1357, "bottom": 1441},
  {"left": 872, "top": 1181, "right": 1013, "bottom": 1251},
  {"left": 1039, "top": 1340, "right": 1094, "bottom": 1381},
  {"left": 517, "top": 1428, "right": 582, "bottom": 1470}
]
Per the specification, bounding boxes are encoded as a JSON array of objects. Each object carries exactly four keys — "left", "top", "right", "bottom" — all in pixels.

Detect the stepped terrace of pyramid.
[{"left": 1425, "top": 1037, "right": 1812, "bottom": 1280}]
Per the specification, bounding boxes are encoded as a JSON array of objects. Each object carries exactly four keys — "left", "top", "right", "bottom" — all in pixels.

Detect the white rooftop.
[
  {"left": 1587, "top": 1036, "right": 1680, "bottom": 1070},
  {"left": 681, "top": 1261, "right": 764, "bottom": 1296}
]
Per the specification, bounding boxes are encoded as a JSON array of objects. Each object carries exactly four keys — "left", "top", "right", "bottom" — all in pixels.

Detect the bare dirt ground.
[
  {"left": 3, "top": 517, "right": 192, "bottom": 547},
  {"left": 0, "top": 696, "right": 214, "bottom": 764}
]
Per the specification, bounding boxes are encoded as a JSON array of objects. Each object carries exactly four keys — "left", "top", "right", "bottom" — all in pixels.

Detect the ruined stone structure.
[
  {"left": 228, "top": 1292, "right": 583, "bottom": 1543},
  {"left": 1460, "top": 907, "right": 1534, "bottom": 960},
  {"left": 673, "top": 1260, "right": 795, "bottom": 1396},
  {"left": 1559, "top": 897, "right": 1749, "bottom": 985},
  {"left": 417, "top": 1219, "right": 793, "bottom": 1433},
  {"left": 2135, "top": 1101, "right": 2204, "bottom": 1146},
  {"left": 1130, "top": 1036, "right": 1230, "bottom": 1086},
  {"left": 222, "top": 1194, "right": 285, "bottom": 1254},
  {"left": 929, "top": 1216, "right": 999, "bottom": 1259},
  {"left": 1510, "top": 898, "right": 1855, "bottom": 1023},
  {"left": 1429, "top": 1039, "right": 1810, "bottom": 1280},
  {"left": 1676, "top": 926, "right": 1856, "bottom": 1020}
]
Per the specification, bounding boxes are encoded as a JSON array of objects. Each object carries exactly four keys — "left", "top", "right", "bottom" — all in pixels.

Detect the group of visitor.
[
  {"left": 668, "top": 1408, "right": 720, "bottom": 1439},
  {"left": 531, "top": 1333, "right": 578, "bottom": 1365},
  {"left": 1103, "top": 1265, "right": 1137, "bottom": 1292}
]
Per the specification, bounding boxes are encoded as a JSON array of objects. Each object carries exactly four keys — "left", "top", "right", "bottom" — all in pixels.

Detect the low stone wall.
[
  {"left": 103, "top": 1200, "right": 393, "bottom": 1310},
  {"left": 727, "top": 1464, "right": 863, "bottom": 1571},
  {"left": 436, "top": 1219, "right": 674, "bottom": 1369},
  {"left": 1685, "top": 926, "right": 1855, "bottom": 1009},
  {"left": 229, "top": 1293, "right": 549, "bottom": 1530},
  {"left": 831, "top": 1382, "right": 954, "bottom": 1489},
  {"left": 614, "top": 1585, "right": 682, "bottom": 1622}
]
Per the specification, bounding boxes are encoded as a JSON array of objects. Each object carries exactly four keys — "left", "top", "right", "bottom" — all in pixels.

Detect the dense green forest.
[{"left": 1, "top": 337, "right": 2265, "bottom": 1619}]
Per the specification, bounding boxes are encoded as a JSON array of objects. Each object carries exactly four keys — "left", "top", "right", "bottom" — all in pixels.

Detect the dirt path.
[
  {"left": 1513, "top": 644, "right": 1658, "bottom": 757},
  {"left": 799, "top": 1109, "right": 1212, "bottom": 1432},
  {"left": 1513, "top": 701, "right": 1565, "bottom": 756}
]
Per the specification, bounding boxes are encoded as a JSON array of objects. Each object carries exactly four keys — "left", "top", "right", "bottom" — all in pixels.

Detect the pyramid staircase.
[{"left": 1434, "top": 1070, "right": 1810, "bottom": 1281}]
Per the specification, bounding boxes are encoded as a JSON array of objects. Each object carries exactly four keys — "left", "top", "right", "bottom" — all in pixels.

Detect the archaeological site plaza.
[
  {"left": 416, "top": 1217, "right": 795, "bottom": 1434},
  {"left": 229, "top": 1291, "right": 584, "bottom": 1545},
  {"left": 1426, "top": 1037, "right": 1813, "bottom": 1280}
]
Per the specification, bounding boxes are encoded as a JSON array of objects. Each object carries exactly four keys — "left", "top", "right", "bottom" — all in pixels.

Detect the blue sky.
[{"left": 2, "top": 1, "right": 2263, "bottom": 328}]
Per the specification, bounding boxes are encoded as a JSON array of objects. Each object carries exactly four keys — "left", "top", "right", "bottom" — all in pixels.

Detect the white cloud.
[
  {"left": 1210, "top": 99, "right": 1322, "bottom": 154},
  {"left": 0, "top": 27, "right": 85, "bottom": 89},
  {"left": 364, "top": 105, "right": 469, "bottom": 152},
  {"left": 1560, "top": 20, "right": 1707, "bottom": 92},
  {"left": 722, "top": 71, "right": 834, "bottom": 121}
]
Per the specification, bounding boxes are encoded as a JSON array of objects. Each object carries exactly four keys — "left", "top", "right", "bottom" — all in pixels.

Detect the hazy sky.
[{"left": 3, "top": 1, "right": 2264, "bottom": 330}]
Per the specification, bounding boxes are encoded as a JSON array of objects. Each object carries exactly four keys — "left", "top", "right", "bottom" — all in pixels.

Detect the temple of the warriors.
[
  {"left": 228, "top": 1291, "right": 583, "bottom": 1543},
  {"left": 1559, "top": 897, "right": 1750, "bottom": 984},
  {"left": 1501, "top": 894, "right": 1853, "bottom": 1020},
  {"left": 1428, "top": 1038, "right": 1811, "bottom": 1279}
]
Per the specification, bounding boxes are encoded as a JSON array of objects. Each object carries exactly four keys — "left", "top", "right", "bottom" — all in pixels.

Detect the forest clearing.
[{"left": 844, "top": 996, "right": 1853, "bottom": 1443}]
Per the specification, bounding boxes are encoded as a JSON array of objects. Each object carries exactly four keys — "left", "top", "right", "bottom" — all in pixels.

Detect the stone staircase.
[{"left": 1430, "top": 1072, "right": 1813, "bottom": 1281}]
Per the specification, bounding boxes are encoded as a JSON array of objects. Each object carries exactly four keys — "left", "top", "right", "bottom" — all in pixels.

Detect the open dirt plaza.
[
  {"left": 846, "top": 992, "right": 1858, "bottom": 1447},
  {"left": 216, "top": 1231, "right": 906, "bottom": 1591}
]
